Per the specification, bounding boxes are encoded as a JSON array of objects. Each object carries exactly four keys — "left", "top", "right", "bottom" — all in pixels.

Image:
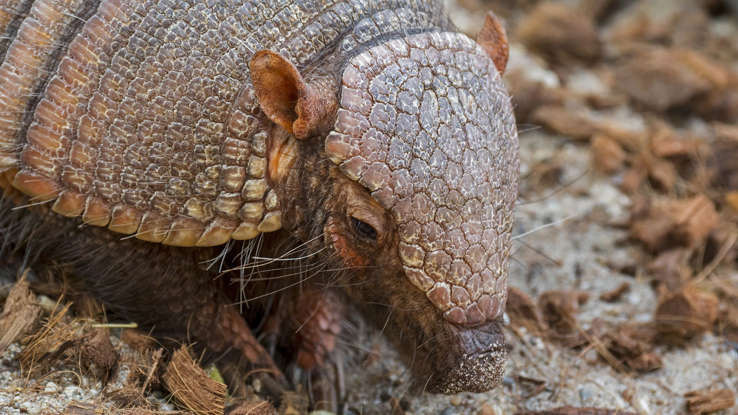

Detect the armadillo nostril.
[{"left": 427, "top": 318, "right": 508, "bottom": 393}]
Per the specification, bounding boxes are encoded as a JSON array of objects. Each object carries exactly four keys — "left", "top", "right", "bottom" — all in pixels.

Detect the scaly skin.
[
  {"left": 0, "top": 0, "right": 450, "bottom": 245},
  {"left": 0, "top": 0, "right": 519, "bottom": 401}
]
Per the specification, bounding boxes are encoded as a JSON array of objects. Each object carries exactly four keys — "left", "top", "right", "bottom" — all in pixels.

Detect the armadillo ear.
[
  {"left": 476, "top": 11, "right": 509, "bottom": 75},
  {"left": 250, "top": 50, "right": 335, "bottom": 139}
]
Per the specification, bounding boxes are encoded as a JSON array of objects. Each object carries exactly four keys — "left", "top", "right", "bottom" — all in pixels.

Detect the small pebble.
[
  {"left": 478, "top": 403, "right": 500, "bottom": 415},
  {"left": 19, "top": 400, "right": 42, "bottom": 415},
  {"left": 450, "top": 395, "right": 462, "bottom": 406},
  {"left": 501, "top": 376, "right": 514, "bottom": 387},
  {"left": 579, "top": 385, "right": 594, "bottom": 401},
  {"left": 37, "top": 295, "right": 58, "bottom": 313},
  {"left": 63, "top": 385, "right": 83, "bottom": 400},
  {"left": 44, "top": 382, "right": 58, "bottom": 393},
  {"left": 633, "top": 393, "right": 651, "bottom": 414}
]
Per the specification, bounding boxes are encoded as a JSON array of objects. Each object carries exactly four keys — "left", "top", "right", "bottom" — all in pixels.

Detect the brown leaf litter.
[
  {"left": 538, "top": 290, "right": 589, "bottom": 347},
  {"left": 506, "top": 286, "right": 670, "bottom": 374},
  {"left": 614, "top": 47, "right": 713, "bottom": 112},
  {"left": 629, "top": 195, "right": 720, "bottom": 252},
  {"left": 713, "top": 275, "right": 738, "bottom": 344},
  {"left": 162, "top": 346, "right": 226, "bottom": 415},
  {"left": 684, "top": 388, "right": 735, "bottom": 414},
  {"left": 515, "top": 406, "right": 636, "bottom": 415},
  {"left": 227, "top": 399, "right": 278, "bottom": 415},
  {"left": 0, "top": 275, "right": 280, "bottom": 414},
  {"left": 278, "top": 391, "right": 309, "bottom": 415},
  {"left": 645, "top": 248, "right": 693, "bottom": 291},
  {"left": 598, "top": 282, "right": 630, "bottom": 303},
  {"left": 653, "top": 285, "right": 719, "bottom": 344},
  {"left": 596, "top": 323, "right": 662, "bottom": 373},
  {"left": 120, "top": 328, "right": 157, "bottom": 354},
  {"left": 506, "top": 286, "right": 661, "bottom": 374},
  {"left": 18, "top": 300, "right": 119, "bottom": 387},
  {"left": 3, "top": 278, "right": 172, "bottom": 413},
  {"left": 516, "top": 2, "right": 601, "bottom": 64},
  {"left": 0, "top": 275, "right": 41, "bottom": 355},
  {"left": 591, "top": 135, "right": 627, "bottom": 174},
  {"left": 506, "top": 286, "right": 548, "bottom": 336},
  {"left": 497, "top": 0, "right": 738, "bottom": 411},
  {"left": 108, "top": 347, "right": 164, "bottom": 410}
]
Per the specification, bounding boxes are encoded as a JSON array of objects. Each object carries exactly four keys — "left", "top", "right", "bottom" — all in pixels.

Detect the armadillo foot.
[
  {"left": 257, "top": 286, "right": 346, "bottom": 409},
  {"left": 309, "top": 363, "right": 342, "bottom": 413},
  {"left": 291, "top": 288, "right": 345, "bottom": 410},
  {"left": 207, "top": 305, "right": 288, "bottom": 398},
  {"left": 293, "top": 288, "right": 345, "bottom": 371}
]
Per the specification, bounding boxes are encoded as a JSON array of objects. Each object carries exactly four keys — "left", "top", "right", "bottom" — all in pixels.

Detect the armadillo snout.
[{"left": 427, "top": 318, "right": 507, "bottom": 393}]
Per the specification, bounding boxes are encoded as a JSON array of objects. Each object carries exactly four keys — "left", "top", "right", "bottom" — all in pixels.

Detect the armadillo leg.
[
  {"left": 0, "top": 194, "right": 284, "bottom": 392},
  {"left": 271, "top": 287, "right": 345, "bottom": 410},
  {"left": 298, "top": 289, "right": 345, "bottom": 411},
  {"left": 293, "top": 288, "right": 344, "bottom": 372}
]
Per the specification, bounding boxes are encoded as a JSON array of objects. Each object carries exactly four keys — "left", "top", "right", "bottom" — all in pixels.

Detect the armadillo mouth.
[{"left": 426, "top": 318, "right": 508, "bottom": 394}]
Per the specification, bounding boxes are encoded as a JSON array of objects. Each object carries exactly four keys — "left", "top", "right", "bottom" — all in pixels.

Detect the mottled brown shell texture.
[
  {"left": 0, "top": 0, "right": 518, "bottom": 327},
  {"left": 0, "top": 0, "right": 450, "bottom": 247}
]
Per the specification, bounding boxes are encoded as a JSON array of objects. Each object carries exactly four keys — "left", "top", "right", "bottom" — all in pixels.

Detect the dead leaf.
[
  {"left": 599, "top": 283, "right": 631, "bottom": 303},
  {"left": 599, "top": 323, "right": 661, "bottom": 372},
  {"left": 538, "top": 290, "right": 588, "bottom": 346},
  {"left": 120, "top": 329, "right": 156, "bottom": 354},
  {"left": 506, "top": 286, "right": 547, "bottom": 335},
  {"left": 516, "top": 406, "right": 637, "bottom": 415},
  {"left": 163, "top": 346, "right": 226, "bottom": 415},
  {"left": 654, "top": 286, "right": 718, "bottom": 344},
  {"left": 227, "top": 399, "right": 277, "bottom": 415},
  {"left": 647, "top": 249, "right": 692, "bottom": 291},
  {"left": 79, "top": 328, "right": 119, "bottom": 386},
  {"left": 517, "top": 2, "right": 601, "bottom": 64},
  {"left": 666, "top": 195, "right": 720, "bottom": 248},
  {"left": 0, "top": 278, "right": 41, "bottom": 354},
  {"left": 591, "top": 135, "right": 627, "bottom": 173},
  {"left": 615, "top": 47, "right": 711, "bottom": 112},
  {"left": 725, "top": 192, "right": 738, "bottom": 211},
  {"left": 630, "top": 195, "right": 719, "bottom": 251},
  {"left": 532, "top": 105, "right": 599, "bottom": 140},
  {"left": 685, "top": 388, "right": 735, "bottom": 414}
]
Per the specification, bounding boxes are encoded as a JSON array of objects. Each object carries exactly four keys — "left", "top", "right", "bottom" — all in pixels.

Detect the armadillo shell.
[{"left": 0, "top": 0, "right": 447, "bottom": 247}]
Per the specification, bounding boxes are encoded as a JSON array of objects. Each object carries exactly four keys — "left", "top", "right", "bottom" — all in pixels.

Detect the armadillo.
[{"left": 0, "top": 0, "right": 518, "bottom": 400}]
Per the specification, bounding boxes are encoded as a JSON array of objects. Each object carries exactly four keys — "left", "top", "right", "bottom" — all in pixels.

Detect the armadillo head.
[{"left": 251, "top": 13, "right": 518, "bottom": 393}]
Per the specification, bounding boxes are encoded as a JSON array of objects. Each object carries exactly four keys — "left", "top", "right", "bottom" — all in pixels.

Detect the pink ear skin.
[
  {"left": 249, "top": 50, "right": 337, "bottom": 140},
  {"left": 477, "top": 11, "right": 510, "bottom": 75}
]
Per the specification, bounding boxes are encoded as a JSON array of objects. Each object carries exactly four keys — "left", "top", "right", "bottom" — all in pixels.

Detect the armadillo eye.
[{"left": 351, "top": 216, "right": 377, "bottom": 241}]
